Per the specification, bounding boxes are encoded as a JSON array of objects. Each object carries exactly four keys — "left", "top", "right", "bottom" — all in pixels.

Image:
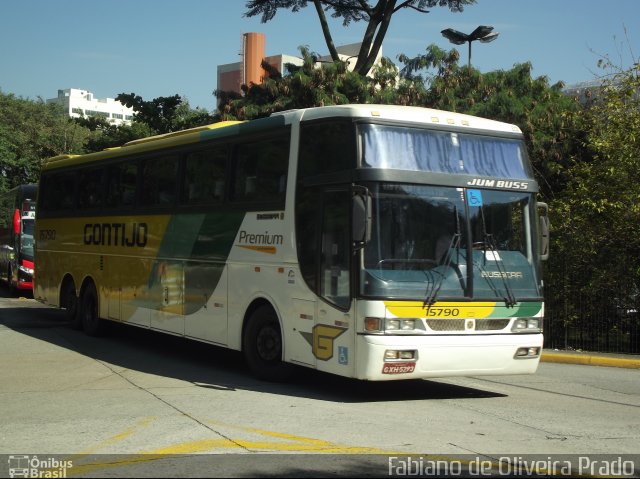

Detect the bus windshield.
[
  {"left": 21, "top": 218, "right": 35, "bottom": 258},
  {"left": 359, "top": 183, "right": 541, "bottom": 302}
]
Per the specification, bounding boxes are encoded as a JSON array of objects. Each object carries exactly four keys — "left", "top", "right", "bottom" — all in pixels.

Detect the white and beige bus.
[{"left": 34, "top": 104, "right": 549, "bottom": 381}]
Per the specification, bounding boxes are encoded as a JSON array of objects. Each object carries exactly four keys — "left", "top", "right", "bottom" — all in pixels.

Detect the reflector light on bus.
[
  {"left": 514, "top": 347, "right": 540, "bottom": 358},
  {"left": 384, "top": 350, "right": 417, "bottom": 360}
]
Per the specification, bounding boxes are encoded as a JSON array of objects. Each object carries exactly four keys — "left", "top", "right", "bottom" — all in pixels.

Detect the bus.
[
  {"left": 34, "top": 105, "right": 549, "bottom": 381},
  {"left": 0, "top": 184, "right": 37, "bottom": 293}
]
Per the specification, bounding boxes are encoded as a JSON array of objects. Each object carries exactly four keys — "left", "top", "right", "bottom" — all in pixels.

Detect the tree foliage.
[
  {"left": 115, "top": 93, "right": 215, "bottom": 134},
  {"left": 0, "top": 90, "right": 216, "bottom": 194},
  {"left": 0, "top": 91, "right": 89, "bottom": 192},
  {"left": 551, "top": 62, "right": 640, "bottom": 314},
  {"left": 397, "top": 45, "right": 583, "bottom": 201},
  {"left": 244, "top": 0, "right": 474, "bottom": 76}
]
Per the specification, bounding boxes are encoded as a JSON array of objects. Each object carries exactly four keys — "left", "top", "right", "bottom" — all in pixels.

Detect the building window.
[{"left": 85, "top": 110, "right": 110, "bottom": 119}]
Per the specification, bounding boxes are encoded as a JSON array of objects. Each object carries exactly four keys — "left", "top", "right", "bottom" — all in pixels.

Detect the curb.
[{"left": 541, "top": 352, "right": 640, "bottom": 369}]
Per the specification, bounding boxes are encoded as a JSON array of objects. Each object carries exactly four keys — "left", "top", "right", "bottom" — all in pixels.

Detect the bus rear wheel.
[
  {"left": 63, "top": 281, "right": 81, "bottom": 329},
  {"left": 80, "top": 282, "right": 104, "bottom": 336},
  {"left": 243, "top": 305, "right": 293, "bottom": 382}
]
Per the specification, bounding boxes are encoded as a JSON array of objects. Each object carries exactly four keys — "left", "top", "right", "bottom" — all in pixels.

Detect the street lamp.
[{"left": 441, "top": 25, "right": 499, "bottom": 68}]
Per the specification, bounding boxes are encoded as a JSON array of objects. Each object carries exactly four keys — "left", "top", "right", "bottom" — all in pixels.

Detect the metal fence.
[{"left": 544, "top": 287, "right": 640, "bottom": 354}]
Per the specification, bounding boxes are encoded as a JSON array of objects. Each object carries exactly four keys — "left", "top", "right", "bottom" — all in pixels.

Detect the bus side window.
[
  {"left": 183, "top": 146, "right": 228, "bottom": 205},
  {"left": 105, "top": 162, "right": 137, "bottom": 209},
  {"left": 233, "top": 135, "right": 289, "bottom": 204},
  {"left": 298, "top": 121, "right": 355, "bottom": 177},
  {"left": 40, "top": 171, "right": 76, "bottom": 214},
  {"left": 77, "top": 167, "right": 105, "bottom": 210},
  {"left": 140, "top": 155, "right": 178, "bottom": 207}
]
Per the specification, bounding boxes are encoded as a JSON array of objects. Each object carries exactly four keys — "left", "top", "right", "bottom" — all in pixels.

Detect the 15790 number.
[
  {"left": 426, "top": 308, "right": 460, "bottom": 317},
  {"left": 39, "top": 229, "right": 56, "bottom": 240}
]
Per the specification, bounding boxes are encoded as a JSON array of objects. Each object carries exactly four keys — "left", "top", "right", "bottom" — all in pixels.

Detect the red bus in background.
[{"left": 0, "top": 184, "right": 37, "bottom": 294}]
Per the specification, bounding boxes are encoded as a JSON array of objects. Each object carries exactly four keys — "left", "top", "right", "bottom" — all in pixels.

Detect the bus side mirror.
[
  {"left": 352, "top": 190, "right": 372, "bottom": 248},
  {"left": 538, "top": 202, "right": 549, "bottom": 261}
]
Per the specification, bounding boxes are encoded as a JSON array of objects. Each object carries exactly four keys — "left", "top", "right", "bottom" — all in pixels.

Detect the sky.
[{"left": 1, "top": 0, "right": 638, "bottom": 111}]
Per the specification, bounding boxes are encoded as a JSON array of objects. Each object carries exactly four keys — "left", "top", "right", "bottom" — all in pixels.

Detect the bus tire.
[
  {"left": 243, "top": 305, "right": 294, "bottom": 382},
  {"left": 63, "top": 281, "right": 81, "bottom": 329},
  {"left": 7, "top": 266, "right": 16, "bottom": 296},
  {"left": 80, "top": 282, "right": 104, "bottom": 337}
]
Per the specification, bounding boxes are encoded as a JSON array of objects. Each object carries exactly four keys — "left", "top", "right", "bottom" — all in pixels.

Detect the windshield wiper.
[
  {"left": 424, "top": 207, "right": 462, "bottom": 308},
  {"left": 476, "top": 206, "right": 517, "bottom": 308}
]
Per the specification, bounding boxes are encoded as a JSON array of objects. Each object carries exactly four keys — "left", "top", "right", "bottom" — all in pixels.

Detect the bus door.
[{"left": 314, "top": 189, "right": 354, "bottom": 374}]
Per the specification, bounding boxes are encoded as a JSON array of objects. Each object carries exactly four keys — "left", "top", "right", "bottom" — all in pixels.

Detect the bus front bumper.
[{"left": 355, "top": 333, "right": 544, "bottom": 381}]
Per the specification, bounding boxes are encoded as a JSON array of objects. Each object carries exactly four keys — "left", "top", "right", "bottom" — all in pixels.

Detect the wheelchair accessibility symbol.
[
  {"left": 338, "top": 346, "right": 348, "bottom": 365},
  {"left": 466, "top": 189, "right": 483, "bottom": 207}
]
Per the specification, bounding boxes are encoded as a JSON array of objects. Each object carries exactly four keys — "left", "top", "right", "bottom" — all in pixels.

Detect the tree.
[
  {"left": 0, "top": 91, "right": 90, "bottom": 192},
  {"left": 550, "top": 61, "right": 640, "bottom": 350},
  {"left": 244, "top": 0, "right": 474, "bottom": 76},
  {"left": 397, "top": 45, "right": 583, "bottom": 201},
  {"left": 115, "top": 93, "right": 215, "bottom": 134},
  {"left": 79, "top": 121, "right": 155, "bottom": 153}
]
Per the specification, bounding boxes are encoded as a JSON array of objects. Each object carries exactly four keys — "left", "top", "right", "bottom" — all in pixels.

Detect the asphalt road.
[{"left": 1, "top": 291, "right": 638, "bottom": 477}]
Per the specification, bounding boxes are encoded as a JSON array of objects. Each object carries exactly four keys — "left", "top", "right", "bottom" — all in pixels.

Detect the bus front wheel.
[
  {"left": 243, "top": 305, "right": 293, "bottom": 382},
  {"left": 80, "top": 282, "right": 104, "bottom": 337}
]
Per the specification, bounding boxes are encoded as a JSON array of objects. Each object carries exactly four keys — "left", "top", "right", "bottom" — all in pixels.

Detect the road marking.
[{"left": 75, "top": 416, "right": 157, "bottom": 455}]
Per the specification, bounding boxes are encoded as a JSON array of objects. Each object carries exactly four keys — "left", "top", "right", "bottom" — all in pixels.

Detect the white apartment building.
[{"left": 47, "top": 88, "right": 135, "bottom": 126}]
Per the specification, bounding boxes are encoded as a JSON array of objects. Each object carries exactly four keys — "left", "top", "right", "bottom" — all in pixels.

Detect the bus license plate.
[{"left": 382, "top": 362, "right": 416, "bottom": 374}]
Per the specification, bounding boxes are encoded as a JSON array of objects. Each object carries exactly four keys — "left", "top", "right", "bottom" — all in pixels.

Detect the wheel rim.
[{"left": 256, "top": 324, "right": 281, "bottom": 362}]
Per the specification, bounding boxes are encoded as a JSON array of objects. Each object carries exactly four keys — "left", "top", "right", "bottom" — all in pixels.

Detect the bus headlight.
[
  {"left": 512, "top": 318, "right": 541, "bottom": 332},
  {"left": 386, "top": 319, "right": 400, "bottom": 331},
  {"left": 364, "top": 317, "right": 424, "bottom": 333},
  {"left": 19, "top": 265, "right": 34, "bottom": 275},
  {"left": 401, "top": 319, "right": 416, "bottom": 330}
]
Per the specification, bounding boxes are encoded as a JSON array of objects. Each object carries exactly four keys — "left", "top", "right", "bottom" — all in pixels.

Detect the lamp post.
[{"left": 441, "top": 25, "right": 499, "bottom": 68}]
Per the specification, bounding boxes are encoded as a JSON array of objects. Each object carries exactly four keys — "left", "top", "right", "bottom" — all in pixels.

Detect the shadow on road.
[{"left": 0, "top": 291, "right": 507, "bottom": 403}]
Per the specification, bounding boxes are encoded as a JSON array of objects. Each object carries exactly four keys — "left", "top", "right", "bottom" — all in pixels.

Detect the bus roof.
[
  {"left": 275, "top": 104, "right": 523, "bottom": 135},
  {"left": 42, "top": 104, "right": 522, "bottom": 171}
]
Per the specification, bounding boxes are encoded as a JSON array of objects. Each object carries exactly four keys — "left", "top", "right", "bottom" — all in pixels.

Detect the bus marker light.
[{"left": 365, "top": 317, "right": 382, "bottom": 332}]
